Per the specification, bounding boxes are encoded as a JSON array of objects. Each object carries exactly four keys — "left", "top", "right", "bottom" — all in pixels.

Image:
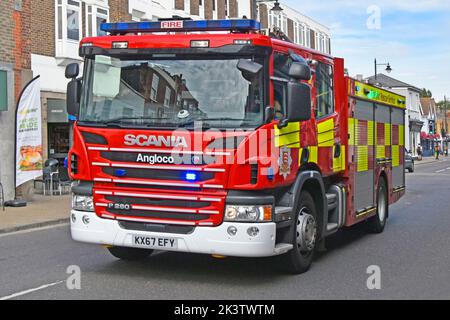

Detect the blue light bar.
[{"left": 100, "top": 19, "right": 261, "bottom": 35}]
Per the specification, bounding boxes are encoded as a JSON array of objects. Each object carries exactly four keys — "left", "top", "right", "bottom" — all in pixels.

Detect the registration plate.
[{"left": 132, "top": 235, "right": 178, "bottom": 249}]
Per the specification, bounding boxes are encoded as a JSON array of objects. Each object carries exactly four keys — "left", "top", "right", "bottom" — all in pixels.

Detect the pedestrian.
[
  {"left": 435, "top": 144, "right": 440, "bottom": 160},
  {"left": 445, "top": 145, "right": 449, "bottom": 157},
  {"left": 417, "top": 145, "right": 423, "bottom": 161}
]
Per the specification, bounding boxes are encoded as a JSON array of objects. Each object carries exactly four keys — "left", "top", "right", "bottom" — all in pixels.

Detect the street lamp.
[
  {"left": 374, "top": 58, "right": 392, "bottom": 81},
  {"left": 253, "top": 0, "right": 284, "bottom": 21}
]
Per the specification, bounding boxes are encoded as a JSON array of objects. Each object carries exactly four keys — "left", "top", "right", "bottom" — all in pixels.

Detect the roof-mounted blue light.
[{"left": 100, "top": 19, "right": 261, "bottom": 35}]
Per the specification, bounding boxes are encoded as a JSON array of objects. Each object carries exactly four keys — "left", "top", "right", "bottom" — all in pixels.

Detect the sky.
[{"left": 284, "top": 0, "right": 450, "bottom": 101}]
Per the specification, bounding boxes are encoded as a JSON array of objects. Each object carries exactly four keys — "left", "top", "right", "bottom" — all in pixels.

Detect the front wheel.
[
  {"left": 283, "top": 191, "right": 318, "bottom": 274},
  {"left": 108, "top": 246, "right": 153, "bottom": 261},
  {"left": 367, "top": 177, "right": 388, "bottom": 234}
]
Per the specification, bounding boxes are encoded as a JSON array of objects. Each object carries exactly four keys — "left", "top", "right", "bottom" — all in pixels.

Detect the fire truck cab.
[{"left": 66, "top": 19, "right": 406, "bottom": 274}]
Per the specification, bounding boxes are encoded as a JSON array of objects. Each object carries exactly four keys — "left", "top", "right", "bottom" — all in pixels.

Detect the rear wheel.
[
  {"left": 107, "top": 246, "right": 153, "bottom": 261},
  {"left": 283, "top": 191, "right": 318, "bottom": 274},
  {"left": 367, "top": 177, "right": 388, "bottom": 234}
]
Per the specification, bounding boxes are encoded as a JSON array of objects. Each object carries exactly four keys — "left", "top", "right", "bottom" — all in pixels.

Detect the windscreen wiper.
[{"left": 100, "top": 117, "right": 173, "bottom": 128}]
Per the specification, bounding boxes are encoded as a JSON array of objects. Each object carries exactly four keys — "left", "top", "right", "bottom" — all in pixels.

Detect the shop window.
[
  {"left": 315, "top": 62, "right": 334, "bottom": 118},
  {"left": 0, "top": 70, "right": 7, "bottom": 111}
]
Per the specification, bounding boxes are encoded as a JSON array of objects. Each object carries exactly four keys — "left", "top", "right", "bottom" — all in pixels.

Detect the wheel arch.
[{"left": 287, "top": 171, "right": 327, "bottom": 240}]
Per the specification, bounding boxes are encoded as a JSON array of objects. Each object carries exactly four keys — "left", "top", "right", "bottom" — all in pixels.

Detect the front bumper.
[{"left": 70, "top": 210, "right": 281, "bottom": 257}]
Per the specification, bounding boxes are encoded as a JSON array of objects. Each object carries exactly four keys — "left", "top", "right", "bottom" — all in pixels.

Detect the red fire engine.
[{"left": 66, "top": 19, "right": 406, "bottom": 274}]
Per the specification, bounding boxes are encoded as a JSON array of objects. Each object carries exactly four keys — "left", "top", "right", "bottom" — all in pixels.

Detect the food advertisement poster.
[{"left": 16, "top": 76, "right": 43, "bottom": 187}]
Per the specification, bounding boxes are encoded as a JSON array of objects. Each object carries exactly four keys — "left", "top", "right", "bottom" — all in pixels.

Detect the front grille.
[
  {"left": 102, "top": 167, "right": 214, "bottom": 181},
  {"left": 101, "top": 151, "right": 213, "bottom": 165},
  {"left": 118, "top": 221, "right": 195, "bottom": 234},
  {"left": 81, "top": 131, "right": 108, "bottom": 144},
  {"left": 105, "top": 195, "right": 210, "bottom": 208},
  {"left": 251, "top": 164, "right": 258, "bottom": 184},
  {"left": 114, "top": 183, "right": 202, "bottom": 192},
  {"left": 70, "top": 154, "right": 78, "bottom": 174},
  {"left": 107, "top": 208, "right": 209, "bottom": 221}
]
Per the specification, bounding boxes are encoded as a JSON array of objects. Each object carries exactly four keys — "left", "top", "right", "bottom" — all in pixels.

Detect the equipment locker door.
[
  {"left": 391, "top": 108, "right": 406, "bottom": 189},
  {"left": 353, "top": 99, "right": 375, "bottom": 211}
]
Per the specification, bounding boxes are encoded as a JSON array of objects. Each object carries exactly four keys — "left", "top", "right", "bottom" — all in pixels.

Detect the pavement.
[
  {"left": 415, "top": 156, "right": 449, "bottom": 166},
  {"left": 0, "top": 194, "right": 70, "bottom": 234},
  {"left": 0, "top": 158, "right": 449, "bottom": 300}
]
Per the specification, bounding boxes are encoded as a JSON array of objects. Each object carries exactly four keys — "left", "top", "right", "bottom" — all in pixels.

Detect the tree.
[{"left": 420, "top": 88, "right": 433, "bottom": 98}]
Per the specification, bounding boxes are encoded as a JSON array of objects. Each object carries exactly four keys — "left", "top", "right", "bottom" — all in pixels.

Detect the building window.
[
  {"left": 164, "top": 87, "right": 172, "bottom": 108},
  {"left": 305, "top": 26, "right": 311, "bottom": 47},
  {"left": 86, "top": 5, "right": 109, "bottom": 37},
  {"left": 315, "top": 62, "right": 334, "bottom": 118},
  {"left": 67, "top": 0, "right": 80, "bottom": 41},
  {"left": 0, "top": 70, "right": 8, "bottom": 111},
  {"left": 151, "top": 74, "right": 160, "bottom": 102}
]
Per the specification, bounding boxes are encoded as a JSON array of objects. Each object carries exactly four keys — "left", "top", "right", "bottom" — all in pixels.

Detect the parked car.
[{"left": 405, "top": 150, "right": 414, "bottom": 173}]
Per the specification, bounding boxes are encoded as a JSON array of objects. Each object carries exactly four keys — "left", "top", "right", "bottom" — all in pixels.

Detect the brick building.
[
  {"left": 256, "top": 1, "right": 331, "bottom": 54},
  {"left": 0, "top": 0, "right": 33, "bottom": 201}
]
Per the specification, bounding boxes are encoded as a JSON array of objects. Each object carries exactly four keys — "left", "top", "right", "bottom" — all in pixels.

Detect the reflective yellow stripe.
[
  {"left": 376, "top": 145, "right": 385, "bottom": 159},
  {"left": 392, "top": 145, "right": 399, "bottom": 167},
  {"left": 275, "top": 122, "right": 300, "bottom": 148},
  {"left": 385, "top": 123, "right": 391, "bottom": 146},
  {"left": 308, "top": 146, "right": 318, "bottom": 164},
  {"left": 318, "top": 118, "right": 334, "bottom": 147},
  {"left": 357, "top": 145, "right": 369, "bottom": 172},
  {"left": 348, "top": 118, "right": 356, "bottom": 146},
  {"left": 333, "top": 145, "right": 345, "bottom": 172},
  {"left": 399, "top": 125, "right": 404, "bottom": 146},
  {"left": 368, "top": 121, "right": 374, "bottom": 146}
]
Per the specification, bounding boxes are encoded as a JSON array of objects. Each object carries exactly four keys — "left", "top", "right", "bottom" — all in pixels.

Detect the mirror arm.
[
  {"left": 277, "top": 118, "right": 289, "bottom": 129},
  {"left": 265, "top": 106, "right": 275, "bottom": 124}
]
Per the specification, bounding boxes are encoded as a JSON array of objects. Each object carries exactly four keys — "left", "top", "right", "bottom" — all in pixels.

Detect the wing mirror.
[{"left": 65, "top": 63, "right": 81, "bottom": 119}]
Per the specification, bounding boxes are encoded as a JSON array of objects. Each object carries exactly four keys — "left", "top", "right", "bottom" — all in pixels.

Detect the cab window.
[
  {"left": 272, "top": 53, "right": 292, "bottom": 119},
  {"left": 315, "top": 62, "right": 334, "bottom": 118}
]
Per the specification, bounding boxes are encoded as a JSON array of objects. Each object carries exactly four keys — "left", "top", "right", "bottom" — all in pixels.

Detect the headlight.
[
  {"left": 72, "top": 194, "right": 94, "bottom": 212},
  {"left": 224, "top": 205, "right": 272, "bottom": 222}
]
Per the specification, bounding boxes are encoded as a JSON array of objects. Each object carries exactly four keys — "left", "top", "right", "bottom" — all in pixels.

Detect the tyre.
[
  {"left": 283, "top": 191, "right": 318, "bottom": 274},
  {"left": 107, "top": 246, "right": 153, "bottom": 261},
  {"left": 367, "top": 177, "right": 388, "bottom": 234}
]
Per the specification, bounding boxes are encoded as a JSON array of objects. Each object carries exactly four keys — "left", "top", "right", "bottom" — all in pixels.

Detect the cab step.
[{"left": 274, "top": 243, "right": 293, "bottom": 255}]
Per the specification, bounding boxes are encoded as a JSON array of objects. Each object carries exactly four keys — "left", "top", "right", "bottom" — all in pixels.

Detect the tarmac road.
[{"left": 1, "top": 158, "right": 449, "bottom": 300}]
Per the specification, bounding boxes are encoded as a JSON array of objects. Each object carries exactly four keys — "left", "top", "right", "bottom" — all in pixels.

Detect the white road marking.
[
  {"left": 0, "top": 280, "right": 65, "bottom": 300},
  {"left": 0, "top": 223, "right": 69, "bottom": 238},
  {"left": 436, "top": 169, "right": 445, "bottom": 173}
]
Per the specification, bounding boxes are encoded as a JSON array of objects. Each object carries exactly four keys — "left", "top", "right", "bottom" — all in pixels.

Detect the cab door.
[{"left": 313, "top": 60, "right": 343, "bottom": 176}]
